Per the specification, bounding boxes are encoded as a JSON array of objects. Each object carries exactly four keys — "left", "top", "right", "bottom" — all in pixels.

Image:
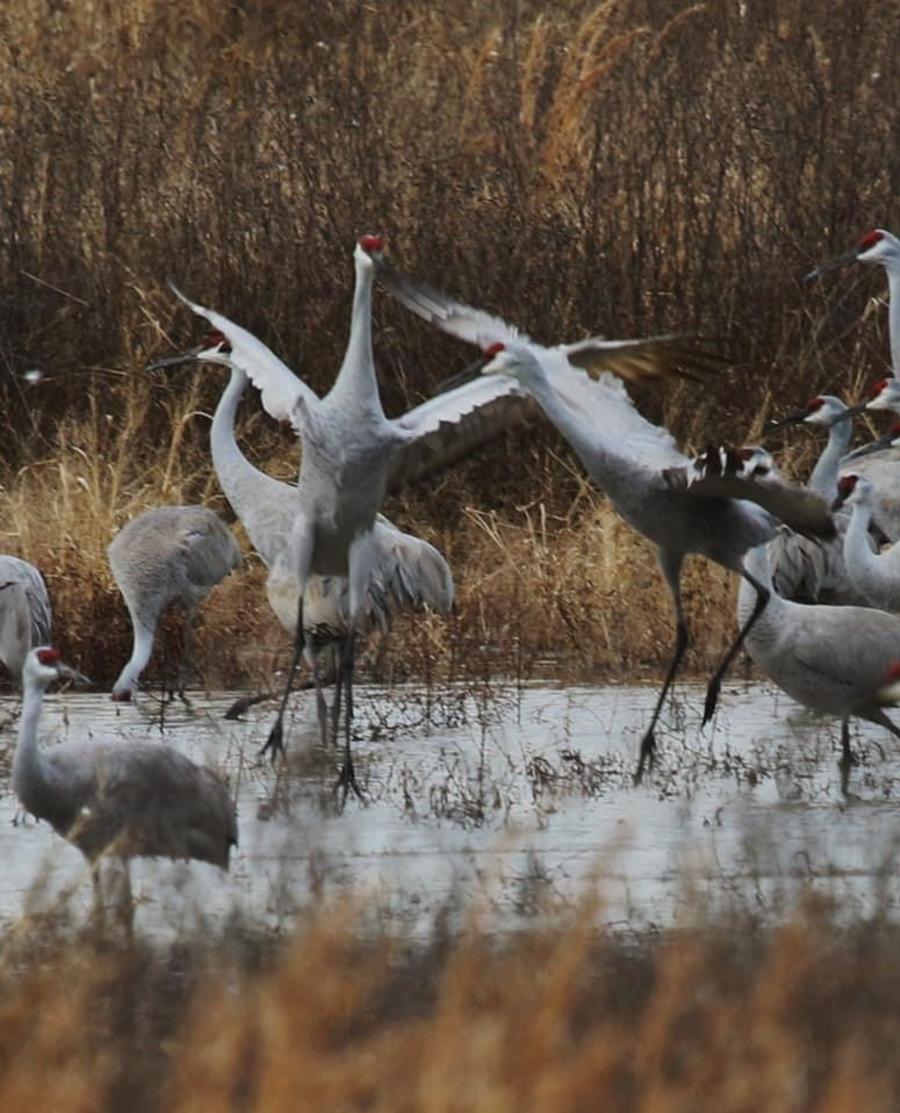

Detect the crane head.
[
  {"left": 25, "top": 647, "right": 92, "bottom": 690},
  {"left": 866, "top": 377, "right": 900, "bottom": 412},
  {"left": 358, "top": 235, "right": 385, "bottom": 256},
  {"left": 805, "top": 227, "right": 896, "bottom": 281},
  {"left": 832, "top": 472, "right": 872, "bottom": 510},
  {"left": 146, "top": 332, "right": 231, "bottom": 371}
]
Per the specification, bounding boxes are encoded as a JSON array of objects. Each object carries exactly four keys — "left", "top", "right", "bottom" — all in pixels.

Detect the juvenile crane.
[
  {"left": 108, "top": 505, "right": 242, "bottom": 700},
  {"left": 14, "top": 647, "right": 237, "bottom": 919},
  {"left": 164, "top": 236, "right": 712, "bottom": 775},
  {"left": 0, "top": 556, "right": 52, "bottom": 680},
  {"left": 737, "top": 544, "right": 900, "bottom": 794},
  {"left": 373, "top": 260, "right": 834, "bottom": 781}
]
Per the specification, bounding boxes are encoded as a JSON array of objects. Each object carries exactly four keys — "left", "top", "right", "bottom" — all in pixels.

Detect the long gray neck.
[
  {"left": 888, "top": 267, "right": 900, "bottom": 375},
  {"left": 112, "top": 620, "right": 155, "bottom": 696},
  {"left": 524, "top": 369, "right": 611, "bottom": 479},
  {"left": 808, "top": 419, "right": 853, "bottom": 499},
  {"left": 12, "top": 681, "right": 48, "bottom": 801},
  {"left": 843, "top": 496, "right": 875, "bottom": 572},
  {"left": 325, "top": 253, "right": 384, "bottom": 419},
  {"left": 212, "top": 363, "right": 298, "bottom": 568}
]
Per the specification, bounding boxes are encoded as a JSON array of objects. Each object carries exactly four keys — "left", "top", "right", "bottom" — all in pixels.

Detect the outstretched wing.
[
  {"left": 375, "top": 257, "right": 530, "bottom": 349},
  {"left": 562, "top": 335, "right": 729, "bottom": 385},
  {"left": 388, "top": 376, "right": 534, "bottom": 490},
  {"left": 377, "top": 257, "right": 729, "bottom": 385},
  {"left": 169, "top": 284, "right": 319, "bottom": 433}
]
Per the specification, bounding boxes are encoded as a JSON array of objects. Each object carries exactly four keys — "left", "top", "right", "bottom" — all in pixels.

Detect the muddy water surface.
[{"left": 2, "top": 680, "right": 900, "bottom": 937}]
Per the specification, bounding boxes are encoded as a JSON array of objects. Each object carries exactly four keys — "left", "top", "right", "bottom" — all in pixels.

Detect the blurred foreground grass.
[{"left": 0, "top": 892, "right": 897, "bottom": 1111}]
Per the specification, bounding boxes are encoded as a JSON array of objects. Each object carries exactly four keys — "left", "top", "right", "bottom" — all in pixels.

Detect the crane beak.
[
  {"left": 437, "top": 354, "right": 488, "bottom": 393},
  {"left": 804, "top": 249, "right": 858, "bottom": 283},
  {"left": 764, "top": 409, "right": 810, "bottom": 432},
  {"left": 145, "top": 344, "right": 206, "bottom": 372},
  {"left": 56, "top": 662, "right": 93, "bottom": 688}
]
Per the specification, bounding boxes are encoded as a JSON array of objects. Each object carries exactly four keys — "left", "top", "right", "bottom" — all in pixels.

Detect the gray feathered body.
[
  {"left": 0, "top": 556, "right": 52, "bottom": 679},
  {"left": 739, "top": 545, "right": 900, "bottom": 722},
  {"left": 108, "top": 505, "right": 242, "bottom": 623},
  {"left": 15, "top": 738, "right": 237, "bottom": 868}
]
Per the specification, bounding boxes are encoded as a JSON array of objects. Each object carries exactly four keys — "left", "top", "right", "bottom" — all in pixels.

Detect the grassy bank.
[
  {"left": 1, "top": 0, "right": 898, "bottom": 685},
  {"left": 1, "top": 895, "right": 900, "bottom": 1110}
]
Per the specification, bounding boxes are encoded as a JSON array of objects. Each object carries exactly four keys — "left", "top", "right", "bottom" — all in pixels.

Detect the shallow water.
[{"left": 3, "top": 679, "right": 900, "bottom": 938}]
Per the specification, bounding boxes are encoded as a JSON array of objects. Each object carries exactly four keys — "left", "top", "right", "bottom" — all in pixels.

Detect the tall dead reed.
[{"left": 1, "top": 0, "right": 898, "bottom": 682}]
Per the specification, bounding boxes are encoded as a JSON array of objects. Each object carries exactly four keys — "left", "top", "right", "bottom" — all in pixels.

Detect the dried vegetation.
[{"left": 1, "top": 0, "right": 898, "bottom": 689}]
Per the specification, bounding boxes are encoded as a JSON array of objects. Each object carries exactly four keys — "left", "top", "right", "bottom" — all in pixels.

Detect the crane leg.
[
  {"left": 330, "top": 647, "right": 345, "bottom": 749},
  {"left": 838, "top": 718, "right": 857, "bottom": 797},
  {"left": 335, "top": 633, "right": 364, "bottom": 803},
  {"left": 176, "top": 605, "right": 197, "bottom": 704},
  {"left": 701, "top": 572, "right": 770, "bottom": 727},
  {"left": 635, "top": 551, "right": 687, "bottom": 785},
  {"left": 261, "top": 596, "right": 304, "bottom": 763},
  {"left": 634, "top": 619, "right": 688, "bottom": 785}
]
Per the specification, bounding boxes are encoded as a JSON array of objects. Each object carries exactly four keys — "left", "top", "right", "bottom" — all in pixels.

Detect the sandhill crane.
[
  {"left": 737, "top": 543, "right": 900, "bottom": 793},
  {"left": 763, "top": 396, "right": 869, "bottom": 605},
  {"left": 833, "top": 474, "right": 900, "bottom": 613},
  {"left": 108, "top": 506, "right": 242, "bottom": 701},
  {"left": 148, "top": 350, "right": 454, "bottom": 795},
  {"left": 14, "top": 646, "right": 237, "bottom": 924},
  {"left": 0, "top": 556, "right": 52, "bottom": 680},
  {"left": 371, "top": 260, "right": 833, "bottom": 780},
  {"left": 807, "top": 228, "right": 900, "bottom": 375},
  {"left": 162, "top": 236, "right": 715, "bottom": 786}
]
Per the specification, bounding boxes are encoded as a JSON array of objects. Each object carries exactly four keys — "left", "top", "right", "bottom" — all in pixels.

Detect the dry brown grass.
[
  {"left": 1, "top": 0, "right": 898, "bottom": 686},
  {"left": 1, "top": 895, "right": 900, "bottom": 1110}
]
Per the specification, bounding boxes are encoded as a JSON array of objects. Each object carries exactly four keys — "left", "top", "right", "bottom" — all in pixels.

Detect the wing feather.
[{"left": 169, "top": 284, "right": 318, "bottom": 433}]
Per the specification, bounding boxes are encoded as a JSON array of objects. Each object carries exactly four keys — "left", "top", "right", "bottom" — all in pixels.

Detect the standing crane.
[
  {"left": 372, "top": 259, "right": 834, "bottom": 781},
  {"left": 148, "top": 350, "right": 455, "bottom": 795},
  {"left": 13, "top": 646, "right": 237, "bottom": 924},
  {"left": 162, "top": 236, "right": 716, "bottom": 786},
  {"left": 736, "top": 543, "right": 900, "bottom": 794},
  {"left": 108, "top": 505, "right": 242, "bottom": 701},
  {"left": 807, "top": 228, "right": 900, "bottom": 375},
  {"left": 0, "top": 556, "right": 52, "bottom": 680}
]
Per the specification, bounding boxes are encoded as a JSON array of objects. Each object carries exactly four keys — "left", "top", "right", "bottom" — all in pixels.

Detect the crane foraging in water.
[
  {"left": 14, "top": 646, "right": 237, "bottom": 923},
  {"left": 372, "top": 258, "right": 834, "bottom": 781},
  {"left": 0, "top": 556, "right": 52, "bottom": 680},
  {"left": 108, "top": 505, "right": 242, "bottom": 701},
  {"left": 162, "top": 236, "right": 718, "bottom": 794}
]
